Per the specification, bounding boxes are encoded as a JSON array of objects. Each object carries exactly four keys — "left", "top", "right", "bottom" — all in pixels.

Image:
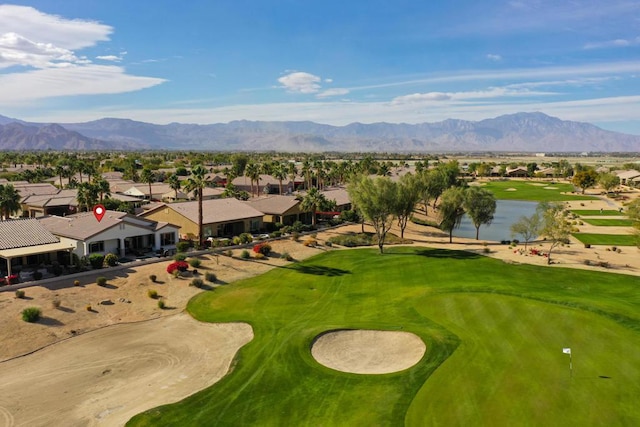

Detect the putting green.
[
  {"left": 408, "top": 294, "right": 640, "bottom": 426},
  {"left": 128, "top": 247, "right": 640, "bottom": 426}
]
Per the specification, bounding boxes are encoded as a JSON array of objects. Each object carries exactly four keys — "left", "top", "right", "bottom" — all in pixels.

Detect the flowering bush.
[
  {"left": 252, "top": 243, "right": 272, "bottom": 256},
  {"left": 166, "top": 261, "right": 189, "bottom": 274}
]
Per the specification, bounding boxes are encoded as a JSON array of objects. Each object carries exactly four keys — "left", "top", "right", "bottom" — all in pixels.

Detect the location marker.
[{"left": 93, "top": 204, "right": 106, "bottom": 222}]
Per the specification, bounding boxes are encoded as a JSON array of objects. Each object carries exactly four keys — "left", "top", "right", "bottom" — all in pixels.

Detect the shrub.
[
  {"left": 240, "top": 250, "right": 250, "bottom": 259},
  {"left": 280, "top": 252, "right": 293, "bottom": 261},
  {"left": 157, "top": 299, "right": 166, "bottom": 309},
  {"left": 73, "top": 280, "right": 80, "bottom": 286},
  {"left": 88, "top": 253, "right": 105, "bottom": 269},
  {"left": 239, "top": 233, "right": 253, "bottom": 244},
  {"left": 584, "top": 259, "right": 592, "bottom": 265},
  {"left": 15, "top": 290, "right": 25, "bottom": 298},
  {"left": 190, "top": 278, "right": 204, "bottom": 288},
  {"left": 167, "top": 261, "right": 189, "bottom": 274},
  {"left": 291, "top": 231, "right": 300, "bottom": 242},
  {"left": 598, "top": 261, "right": 610, "bottom": 268},
  {"left": 205, "top": 272, "right": 216, "bottom": 283},
  {"left": 96, "top": 276, "right": 107, "bottom": 287},
  {"left": 104, "top": 253, "right": 119, "bottom": 267},
  {"left": 254, "top": 253, "right": 266, "bottom": 260},
  {"left": 33, "top": 271, "right": 43, "bottom": 280},
  {"left": 52, "top": 299, "right": 61, "bottom": 309},
  {"left": 86, "top": 304, "right": 92, "bottom": 311},
  {"left": 149, "top": 274, "right": 157, "bottom": 282},
  {"left": 50, "top": 261, "right": 62, "bottom": 276},
  {"left": 176, "top": 241, "right": 191, "bottom": 253},
  {"left": 148, "top": 289, "right": 158, "bottom": 299},
  {"left": 173, "top": 253, "right": 187, "bottom": 261},
  {"left": 189, "top": 258, "right": 202, "bottom": 268},
  {"left": 253, "top": 243, "right": 272, "bottom": 255},
  {"left": 21, "top": 307, "right": 41, "bottom": 322},
  {"left": 303, "top": 238, "right": 317, "bottom": 247},
  {"left": 584, "top": 243, "right": 591, "bottom": 249},
  {"left": 483, "top": 247, "right": 491, "bottom": 254},
  {"left": 611, "top": 246, "right": 618, "bottom": 252}
]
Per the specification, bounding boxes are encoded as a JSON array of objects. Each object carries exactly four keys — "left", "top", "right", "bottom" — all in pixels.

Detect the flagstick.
[{"left": 569, "top": 352, "right": 573, "bottom": 378}]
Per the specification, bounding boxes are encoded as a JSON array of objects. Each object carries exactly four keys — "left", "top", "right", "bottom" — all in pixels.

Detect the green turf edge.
[
  {"left": 572, "top": 233, "right": 638, "bottom": 246},
  {"left": 580, "top": 218, "right": 634, "bottom": 226},
  {"left": 571, "top": 210, "right": 624, "bottom": 216}
]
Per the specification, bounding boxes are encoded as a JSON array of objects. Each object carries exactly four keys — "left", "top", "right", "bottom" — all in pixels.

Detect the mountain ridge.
[{"left": 0, "top": 112, "right": 638, "bottom": 152}]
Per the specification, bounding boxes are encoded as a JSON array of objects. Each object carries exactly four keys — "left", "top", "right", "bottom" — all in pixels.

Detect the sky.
[{"left": 2, "top": 1, "right": 640, "bottom": 134}]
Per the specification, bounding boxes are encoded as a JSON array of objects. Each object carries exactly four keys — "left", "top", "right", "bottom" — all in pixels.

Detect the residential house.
[
  {"left": 140, "top": 198, "right": 264, "bottom": 239},
  {"left": 243, "top": 195, "right": 305, "bottom": 227},
  {"left": 320, "top": 187, "right": 352, "bottom": 211},
  {"left": 232, "top": 174, "right": 295, "bottom": 196},
  {"left": 615, "top": 170, "right": 640, "bottom": 186},
  {"left": 39, "top": 210, "right": 180, "bottom": 258},
  {"left": 20, "top": 189, "right": 79, "bottom": 218},
  {"left": 505, "top": 166, "right": 529, "bottom": 178},
  {"left": 0, "top": 218, "right": 75, "bottom": 278}
]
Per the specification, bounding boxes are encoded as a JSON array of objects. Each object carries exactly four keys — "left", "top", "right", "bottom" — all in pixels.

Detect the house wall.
[{"left": 143, "top": 208, "right": 198, "bottom": 237}]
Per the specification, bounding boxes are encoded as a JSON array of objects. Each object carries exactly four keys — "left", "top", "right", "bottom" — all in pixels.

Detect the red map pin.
[{"left": 93, "top": 204, "right": 106, "bottom": 222}]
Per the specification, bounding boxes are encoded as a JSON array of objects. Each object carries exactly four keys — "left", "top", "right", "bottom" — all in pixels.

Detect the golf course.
[{"left": 128, "top": 246, "right": 640, "bottom": 426}]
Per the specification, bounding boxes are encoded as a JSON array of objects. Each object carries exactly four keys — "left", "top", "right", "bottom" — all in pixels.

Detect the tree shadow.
[
  {"left": 38, "top": 316, "right": 64, "bottom": 326},
  {"left": 98, "top": 283, "right": 118, "bottom": 290},
  {"left": 284, "top": 264, "right": 351, "bottom": 277},
  {"left": 57, "top": 306, "right": 75, "bottom": 313},
  {"left": 412, "top": 248, "right": 483, "bottom": 260}
]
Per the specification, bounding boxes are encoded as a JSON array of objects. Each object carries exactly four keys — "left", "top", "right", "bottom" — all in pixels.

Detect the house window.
[
  {"left": 161, "top": 232, "right": 176, "bottom": 246},
  {"left": 89, "top": 241, "right": 105, "bottom": 253}
]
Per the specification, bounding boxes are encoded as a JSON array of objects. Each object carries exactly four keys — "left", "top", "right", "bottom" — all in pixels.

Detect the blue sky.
[{"left": 2, "top": 1, "right": 640, "bottom": 134}]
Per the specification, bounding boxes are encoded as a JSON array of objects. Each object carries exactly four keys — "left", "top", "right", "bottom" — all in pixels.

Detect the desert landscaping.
[{"left": 0, "top": 189, "right": 639, "bottom": 426}]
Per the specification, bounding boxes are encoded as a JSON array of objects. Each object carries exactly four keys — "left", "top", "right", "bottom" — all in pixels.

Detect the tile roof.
[
  {"left": 0, "top": 218, "right": 60, "bottom": 250},
  {"left": 161, "top": 198, "right": 264, "bottom": 224},
  {"left": 243, "top": 195, "right": 300, "bottom": 215},
  {"left": 320, "top": 187, "right": 351, "bottom": 206}
]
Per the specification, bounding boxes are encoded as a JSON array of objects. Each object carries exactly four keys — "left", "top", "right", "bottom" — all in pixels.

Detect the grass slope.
[
  {"left": 580, "top": 218, "right": 634, "bottom": 226},
  {"left": 571, "top": 209, "right": 623, "bottom": 216},
  {"left": 572, "top": 233, "right": 638, "bottom": 246},
  {"left": 481, "top": 180, "right": 596, "bottom": 201},
  {"left": 128, "top": 247, "right": 640, "bottom": 426}
]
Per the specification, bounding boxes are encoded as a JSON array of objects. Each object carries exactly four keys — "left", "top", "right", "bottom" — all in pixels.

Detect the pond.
[{"left": 453, "top": 200, "right": 539, "bottom": 242}]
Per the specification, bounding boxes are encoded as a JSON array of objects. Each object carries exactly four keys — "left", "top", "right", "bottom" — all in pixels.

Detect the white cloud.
[
  {"left": 0, "top": 5, "right": 112, "bottom": 50},
  {"left": 324, "top": 78, "right": 333, "bottom": 83},
  {"left": 96, "top": 54, "right": 122, "bottom": 62},
  {"left": 584, "top": 37, "right": 640, "bottom": 49},
  {"left": 392, "top": 92, "right": 451, "bottom": 104},
  {"left": 486, "top": 53, "right": 502, "bottom": 61},
  {"left": 278, "top": 71, "right": 322, "bottom": 94},
  {"left": 0, "top": 32, "right": 81, "bottom": 69},
  {"left": 0, "top": 6, "right": 165, "bottom": 103},
  {"left": 316, "top": 88, "right": 350, "bottom": 98},
  {"left": 0, "top": 65, "right": 166, "bottom": 105}
]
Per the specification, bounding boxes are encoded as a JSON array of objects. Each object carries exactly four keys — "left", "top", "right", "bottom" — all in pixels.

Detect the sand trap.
[
  {"left": 530, "top": 183, "right": 546, "bottom": 186},
  {"left": 0, "top": 314, "right": 252, "bottom": 427},
  {"left": 544, "top": 186, "right": 559, "bottom": 190},
  {"left": 311, "top": 330, "right": 426, "bottom": 374},
  {"left": 505, "top": 188, "right": 517, "bottom": 191}
]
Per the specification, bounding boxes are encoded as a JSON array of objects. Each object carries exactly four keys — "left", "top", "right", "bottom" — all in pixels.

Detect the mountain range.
[{"left": 0, "top": 112, "right": 638, "bottom": 152}]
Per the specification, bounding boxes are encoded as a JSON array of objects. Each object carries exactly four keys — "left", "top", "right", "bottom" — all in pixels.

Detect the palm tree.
[
  {"left": 183, "top": 164, "right": 210, "bottom": 247},
  {"left": 300, "top": 187, "right": 329, "bottom": 226},
  {"left": 140, "top": 168, "right": 155, "bottom": 201},
  {"left": 301, "top": 160, "right": 312, "bottom": 190},
  {"left": 272, "top": 162, "right": 287, "bottom": 195},
  {"left": 287, "top": 163, "right": 298, "bottom": 191},
  {"left": 245, "top": 162, "right": 260, "bottom": 197},
  {"left": 0, "top": 184, "right": 21, "bottom": 220},
  {"left": 93, "top": 177, "right": 111, "bottom": 202},
  {"left": 76, "top": 182, "right": 99, "bottom": 212},
  {"left": 167, "top": 174, "right": 181, "bottom": 200}
]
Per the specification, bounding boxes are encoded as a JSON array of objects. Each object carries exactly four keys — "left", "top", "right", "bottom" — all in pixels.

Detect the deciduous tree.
[
  {"left": 439, "top": 187, "right": 466, "bottom": 243},
  {"left": 538, "top": 201, "right": 572, "bottom": 264},
  {"left": 464, "top": 187, "right": 497, "bottom": 240},
  {"left": 347, "top": 175, "right": 397, "bottom": 253}
]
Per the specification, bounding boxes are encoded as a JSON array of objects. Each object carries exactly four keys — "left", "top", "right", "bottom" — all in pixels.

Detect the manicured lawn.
[
  {"left": 481, "top": 180, "right": 597, "bottom": 201},
  {"left": 571, "top": 209, "right": 623, "bottom": 216},
  {"left": 572, "top": 233, "right": 638, "bottom": 246},
  {"left": 580, "top": 218, "right": 635, "bottom": 226},
  {"left": 128, "top": 248, "right": 640, "bottom": 426}
]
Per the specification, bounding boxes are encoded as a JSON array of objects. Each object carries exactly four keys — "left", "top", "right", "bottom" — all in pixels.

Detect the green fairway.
[
  {"left": 572, "top": 233, "right": 638, "bottom": 246},
  {"left": 480, "top": 180, "right": 597, "bottom": 201},
  {"left": 580, "top": 218, "right": 634, "bottom": 226},
  {"left": 128, "top": 248, "right": 640, "bottom": 426},
  {"left": 571, "top": 209, "right": 623, "bottom": 216}
]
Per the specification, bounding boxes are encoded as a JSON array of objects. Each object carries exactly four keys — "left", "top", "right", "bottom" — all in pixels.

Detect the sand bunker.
[
  {"left": 544, "top": 186, "right": 559, "bottom": 190},
  {"left": 311, "top": 330, "right": 426, "bottom": 374},
  {"left": 505, "top": 188, "right": 517, "bottom": 191},
  {"left": 0, "top": 314, "right": 252, "bottom": 427}
]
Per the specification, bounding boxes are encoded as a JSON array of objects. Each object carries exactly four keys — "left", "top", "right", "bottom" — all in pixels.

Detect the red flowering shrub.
[
  {"left": 252, "top": 243, "right": 272, "bottom": 256},
  {"left": 167, "top": 261, "right": 189, "bottom": 274}
]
